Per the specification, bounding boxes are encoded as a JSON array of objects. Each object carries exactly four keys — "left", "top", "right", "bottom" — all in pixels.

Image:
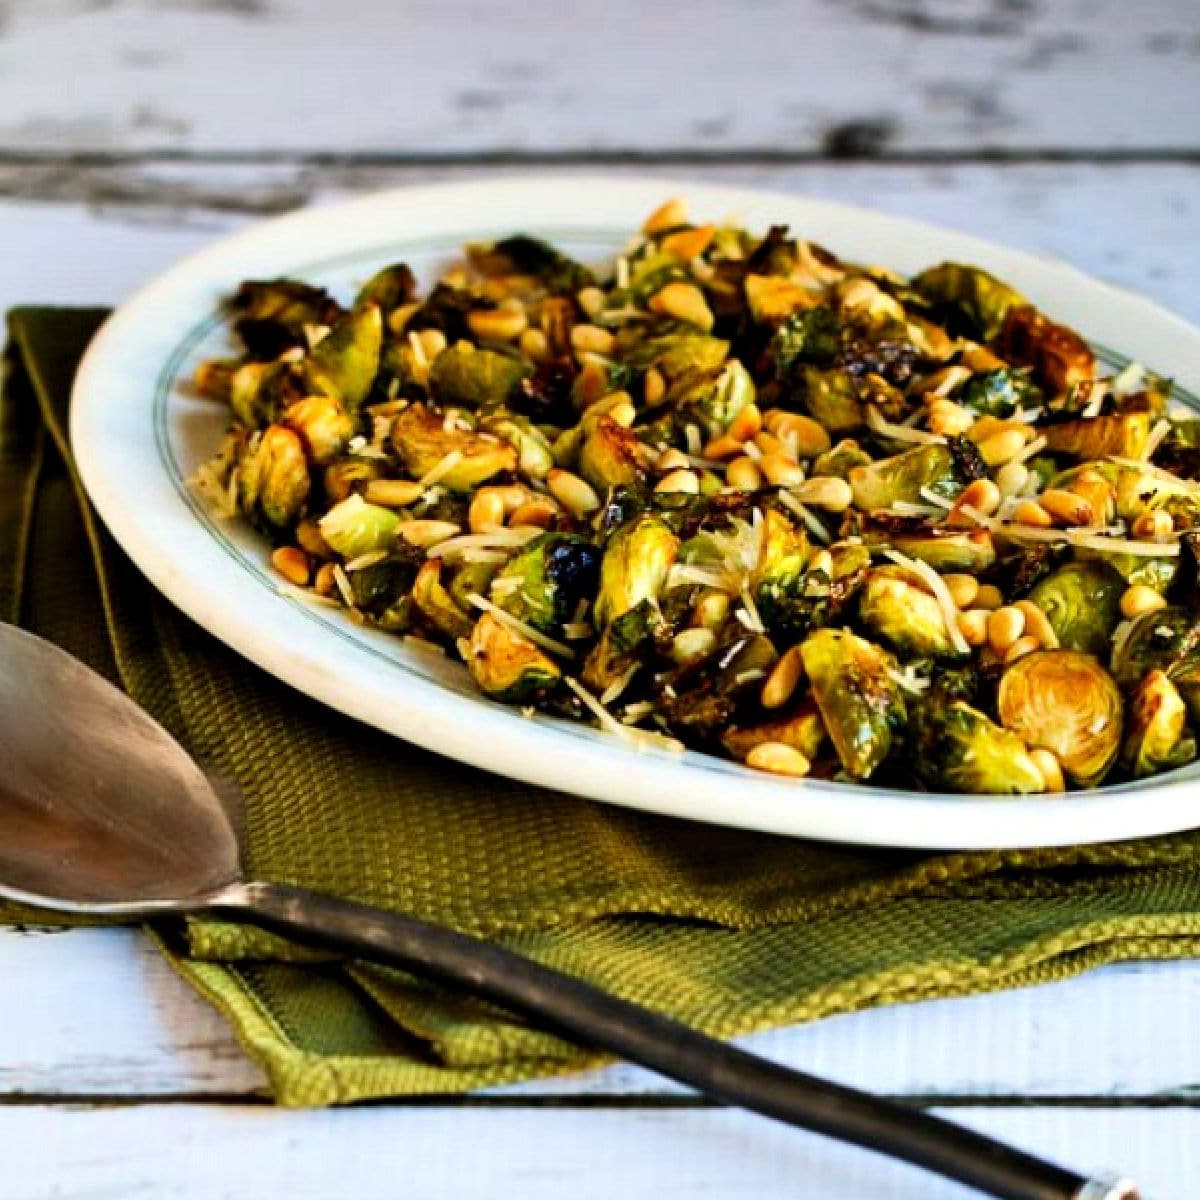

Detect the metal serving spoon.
[{"left": 0, "top": 622, "right": 1136, "bottom": 1200}]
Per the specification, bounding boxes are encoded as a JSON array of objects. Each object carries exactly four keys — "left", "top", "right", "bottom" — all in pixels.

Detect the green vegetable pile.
[{"left": 192, "top": 196, "right": 1200, "bottom": 794}]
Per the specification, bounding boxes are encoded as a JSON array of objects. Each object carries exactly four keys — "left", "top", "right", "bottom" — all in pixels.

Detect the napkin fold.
[{"left": 6, "top": 306, "right": 1200, "bottom": 1107}]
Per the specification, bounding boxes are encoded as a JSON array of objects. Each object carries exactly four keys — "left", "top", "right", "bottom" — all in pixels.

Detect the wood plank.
[
  {"left": 3, "top": 1102, "right": 1192, "bottom": 1199},
  {"left": 0, "top": 1, "right": 1196, "bottom": 155},
  {"left": 0, "top": 162, "right": 1197, "bottom": 324},
  {"left": 5, "top": 926, "right": 1200, "bottom": 1102}
]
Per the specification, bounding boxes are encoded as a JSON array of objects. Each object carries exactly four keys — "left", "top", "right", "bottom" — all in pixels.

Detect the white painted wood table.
[{"left": 3, "top": 3, "right": 1199, "bottom": 1196}]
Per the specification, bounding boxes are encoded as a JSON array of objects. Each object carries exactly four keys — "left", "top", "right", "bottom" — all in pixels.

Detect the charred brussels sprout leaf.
[
  {"left": 959, "top": 368, "right": 1042, "bottom": 418},
  {"left": 594, "top": 515, "right": 680, "bottom": 629},
  {"left": 1043, "top": 412, "right": 1150, "bottom": 460},
  {"left": 1121, "top": 669, "right": 1196, "bottom": 778},
  {"left": 429, "top": 341, "right": 532, "bottom": 411},
  {"left": 302, "top": 303, "right": 383, "bottom": 412},
  {"left": 799, "top": 628, "right": 906, "bottom": 780},
  {"left": 354, "top": 263, "right": 416, "bottom": 314},
  {"left": 849, "top": 443, "right": 964, "bottom": 510},
  {"left": 404, "top": 282, "right": 475, "bottom": 341},
  {"left": 484, "top": 235, "right": 594, "bottom": 294},
  {"left": 318, "top": 494, "right": 399, "bottom": 559},
  {"left": 391, "top": 402, "right": 518, "bottom": 491},
  {"left": 910, "top": 700, "right": 1044, "bottom": 794},
  {"left": 671, "top": 360, "right": 755, "bottom": 440},
  {"left": 998, "top": 649, "right": 1123, "bottom": 787},
  {"left": 492, "top": 533, "right": 600, "bottom": 634},
  {"left": 1110, "top": 606, "right": 1200, "bottom": 689},
  {"left": 756, "top": 538, "right": 868, "bottom": 643},
  {"left": 1026, "top": 560, "right": 1125, "bottom": 657},
  {"left": 230, "top": 279, "right": 342, "bottom": 359},
  {"left": 771, "top": 305, "right": 841, "bottom": 380},
  {"left": 617, "top": 331, "right": 730, "bottom": 380},
  {"left": 480, "top": 413, "right": 555, "bottom": 479},
  {"left": 238, "top": 426, "right": 310, "bottom": 530},
  {"left": 229, "top": 360, "right": 297, "bottom": 430},
  {"left": 911, "top": 262, "right": 1028, "bottom": 342},
  {"left": 467, "top": 612, "right": 562, "bottom": 704},
  {"left": 411, "top": 560, "right": 475, "bottom": 641},
  {"left": 859, "top": 566, "right": 961, "bottom": 657},
  {"left": 812, "top": 438, "right": 872, "bottom": 480},
  {"left": 579, "top": 417, "right": 649, "bottom": 492},
  {"left": 999, "top": 305, "right": 1095, "bottom": 395}
]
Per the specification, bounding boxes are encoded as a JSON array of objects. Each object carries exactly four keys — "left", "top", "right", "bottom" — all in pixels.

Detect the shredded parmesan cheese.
[
  {"left": 331, "top": 564, "right": 356, "bottom": 609},
  {"left": 418, "top": 449, "right": 465, "bottom": 489},
  {"left": 1143, "top": 419, "right": 1172, "bottom": 461},
  {"left": 776, "top": 490, "right": 830, "bottom": 543},
  {"left": 564, "top": 676, "right": 684, "bottom": 755},
  {"left": 467, "top": 593, "right": 575, "bottom": 658},
  {"left": 344, "top": 549, "right": 389, "bottom": 573},
  {"left": 600, "top": 662, "right": 640, "bottom": 706},
  {"left": 883, "top": 549, "right": 970, "bottom": 656},
  {"left": 867, "top": 405, "right": 947, "bottom": 445},
  {"left": 1014, "top": 434, "right": 1048, "bottom": 464}
]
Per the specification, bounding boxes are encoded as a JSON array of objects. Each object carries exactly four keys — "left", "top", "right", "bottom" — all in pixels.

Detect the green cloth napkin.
[{"left": 7, "top": 306, "right": 1200, "bottom": 1108}]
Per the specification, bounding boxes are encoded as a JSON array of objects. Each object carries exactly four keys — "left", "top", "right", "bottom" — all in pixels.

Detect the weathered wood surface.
[{"left": 0, "top": 0, "right": 1196, "bottom": 156}]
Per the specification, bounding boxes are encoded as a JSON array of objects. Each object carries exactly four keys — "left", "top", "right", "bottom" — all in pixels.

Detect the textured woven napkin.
[{"left": 7, "top": 305, "right": 1200, "bottom": 1107}]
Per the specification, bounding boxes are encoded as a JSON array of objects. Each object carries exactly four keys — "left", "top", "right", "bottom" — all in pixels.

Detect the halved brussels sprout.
[
  {"left": 238, "top": 425, "right": 311, "bottom": 529},
  {"left": 492, "top": 534, "right": 601, "bottom": 634},
  {"left": 849, "top": 443, "right": 963, "bottom": 511},
  {"left": 472, "top": 234, "right": 594, "bottom": 294},
  {"left": 230, "top": 279, "right": 342, "bottom": 358},
  {"left": 755, "top": 536, "right": 868, "bottom": 643},
  {"left": 1043, "top": 412, "right": 1150, "bottom": 460},
  {"left": 594, "top": 515, "right": 680, "bottom": 628},
  {"left": 958, "top": 368, "right": 1042, "bottom": 418},
  {"left": 1076, "top": 547, "right": 1178, "bottom": 594},
  {"left": 998, "top": 649, "right": 1122, "bottom": 787},
  {"left": 578, "top": 416, "right": 649, "bottom": 492},
  {"left": 1025, "top": 559, "right": 1125, "bottom": 658},
  {"left": 391, "top": 402, "right": 518, "bottom": 491},
  {"left": 318, "top": 493, "right": 400, "bottom": 559},
  {"left": 799, "top": 628, "right": 906, "bottom": 780},
  {"left": 910, "top": 699, "right": 1045, "bottom": 794},
  {"left": 283, "top": 395, "right": 356, "bottom": 465},
  {"left": 1110, "top": 606, "right": 1200, "bottom": 689},
  {"left": 429, "top": 341, "right": 532, "bottom": 411},
  {"left": 582, "top": 600, "right": 655, "bottom": 694},
  {"left": 998, "top": 305, "right": 1095, "bottom": 394},
  {"left": 859, "top": 565, "right": 961, "bottom": 657},
  {"left": 671, "top": 360, "right": 755, "bottom": 440},
  {"left": 722, "top": 701, "right": 826, "bottom": 762},
  {"left": 812, "top": 438, "right": 872, "bottom": 480},
  {"left": 480, "top": 413, "right": 555, "bottom": 479},
  {"left": 229, "top": 360, "right": 296, "bottom": 430},
  {"left": 302, "top": 302, "right": 383, "bottom": 412},
  {"left": 886, "top": 528, "right": 996, "bottom": 573},
  {"left": 354, "top": 263, "right": 416, "bottom": 314},
  {"left": 1120, "top": 669, "right": 1196, "bottom": 779},
  {"left": 770, "top": 305, "right": 841, "bottom": 378},
  {"left": 752, "top": 507, "right": 810, "bottom": 598},
  {"left": 910, "top": 262, "right": 1027, "bottom": 341},
  {"left": 616, "top": 331, "right": 730, "bottom": 380},
  {"left": 411, "top": 560, "right": 474, "bottom": 641},
  {"left": 796, "top": 366, "right": 863, "bottom": 435},
  {"left": 466, "top": 612, "right": 562, "bottom": 704}
]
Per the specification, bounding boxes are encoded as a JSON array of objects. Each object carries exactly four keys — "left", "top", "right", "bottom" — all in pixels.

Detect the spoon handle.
[{"left": 211, "top": 880, "right": 1132, "bottom": 1200}]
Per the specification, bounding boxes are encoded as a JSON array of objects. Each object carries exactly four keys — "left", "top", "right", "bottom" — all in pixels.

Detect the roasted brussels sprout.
[
  {"left": 799, "top": 628, "right": 906, "bottom": 780},
  {"left": 887, "top": 528, "right": 996, "bottom": 573},
  {"left": 958, "top": 368, "right": 1042, "bottom": 418},
  {"left": 1110, "top": 606, "right": 1200, "bottom": 689},
  {"left": 911, "top": 263, "right": 1027, "bottom": 341},
  {"left": 998, "top": 650, "right": 1123, "bottom": 787},
  {"left": 429, "top": 341, "right": 532, "bottom": 411},
  {"left": 722, "top": 701, "right": 826, "bottom": 762},
  {"left": 812, "top": 438, "right": 872, "bottom": 480},
  {"left": 578, "top": 416, "right": 649, "bottom": 492},
  {"left": 849, "top": 444, "right": 964, "bottom": 511},
  {"left": 744, "top": 273, "right": 820, "bottom": 324},
  {"left": 617, "top": 331, "right": 730, "bottom": 380},
  {"left": 770, "top": 305, "right": 841, "bottom": 379},
  {"left": 230, "top": 279, "right": 342, "bottom": 359},
  {"left": 229, "top": 360, "right": 296, "bottom": 430},
  {"left": 317, "top": 493, "right": 400, "bottom": 559},
  {"left": 301, "top": 302, "right": 383, "bottom": 412},
  {"left": 859, "top": 565, "right": 961, "bottom": 657},
  {"left": 480, "top": 413, "right": 555, "bottom": 479},
  {"left": 391, "top": 402, "right": 518, "bottom": 491},
  {"left": 1120, "top": 669, "right": 1196, "bottom": 778},
  {"left": 472, "top": 234, "right": 594, "bottom": 293},
  {"left": 594, "top": 515, "right": 680, "bottom": 629},
  {"left": 1042, "top": 412, "right": 1150, "bottom": 460},
  {"left": 910, "top": 699, "right": 1045, "bottom": 794},
  {"left": 998, "top": 305, "right": 1095, "bottom": 394},
  {"left": 756, "top": 536, "right": 868, "bottom": 643},
  {"left": 466, "top": 612, "right": 562, "bottom": 703},
  {"left": 492, "top": 534, "right": 601, "bottom": 634},
  {"left": 283, "top": 395, "right": 356, "bottom": 465},
  {"left": 671, "top": 360, "right": 755, "bottom": 440},
  {"left": 238, "top": 425, "right": 310, "bottom": 529},
  {"left": 1025, "top": 560, "right": 1125, "bottom": 658},
  {"left": 796, "top": 365, "right": 864, "bottom": 435},
  {"left": 411, "top": 560, "right": 475, "bottom": 641},
  {"left": 354, "top": 263, "right": 416, "bottom": 314}
]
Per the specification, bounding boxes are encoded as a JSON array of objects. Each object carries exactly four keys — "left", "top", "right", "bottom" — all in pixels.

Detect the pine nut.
[
  {"left": 547, "top": 468, "right": 601, "bottom": 516},
  {"left": 726, "top": 456, "right": 763, "bottom": 491},
  {"left": 1014, "top": 601, "right": 1059, "bottom": 649},
  {"left": 418, "top": 329, "right": 448, "bottom": 361},
  {"left": 1030, "top": 747, "right": 1065, "bottom": 793},
  {"left": 656, "top": 468, "right": 701, "bottom": 494},
  {"left": 662, "top": 223, "right": 715, "bottom": 261},
  {"left": 1040, "top": 488, "right": 1094, "bottom": 527},
  {"left": 977, "top": 429, "right": 1028, "bottom": 466},
  {"left": 704, "top": 433, "right": 747, "bottom": 460},
  {"left": 469, "top": 489, "right": 508, "bottom": 533},
  {"left": 519, "top": 328, "right": 550, "bottom": 361},
  {"left": 1069, "top": 471, "right": 1114, "bottom": 526},
  {"left": 648, "top": 282, "right": 715, "bottom": 332},
  {"left": 313, "top": 562, "right": 339, "bottom": 597},
  {"left": 746, "top": 741, "right": 811, "bottom": 778},
  {"left": 573, "top": 360, "right": 610, "bottom": 407},
  {"left": 398, "top": 519, "right": 462, "bottom": 548},
  {"left": 467, "top": 308, "right": 527, "bottom": 342},
  {"left": 761, "top": 646, "right": 804, "bottom": 710},
  {"left": 944, "top": 574, "right": 979, "bottom": 609},
  {"left": 388, "top": 302, "right": 420, "bottom": 335},
  {"left": 1004, "top": 634, "right": 1041, "bottom": 664},
  {"left": 607, "top": 398, "right": 638, "bottom": 428},
  {"left": 365, "top": 479, "right": 426, "bottom": 508},
  {"left": 916, "top": 365, "right": 974, "bottom": 398},
  {"left": 693, "top": 589, "right": 730, "bottom": 630},
  {"left": 837, "top": 277, "right": 879, "bottom": 311},
  {"left": 657, "top": 447, "right": 691, "bottom": 472},
  {"left": 974, "top": 584, "right": 1004, "bottom": 611},
  {"left": 576, "top": 286, "right": 605, "bottom": 318},
  {"left": 1013, "top": 499, "right": 1053, "bottom": 528},
  {"left": 509, "top": 499, "right": 558, "bottom": 529},
  {"left": 764, "top": 411, "right": 831, "bottom": 458},
  {"left": 808, "top": 549, "right": 833, "bottom": 577},
  {"left": 958, "top": 608, "right": 989, "bottom": 647},
  {"left": 927, "top": 398, "right": 975, "bottom": 437},
  {"left": 271, "top": 546, "right": 311, "bottom": 587},
  {"left": 987, "top": 605, "right": 1026, "bottom": 654},
  {"left": 949, "top": 478, "right": 1001, "bottom": 526},
  {"left": 672, "top": 626, "right": 716, "bottom": 664},
  {"left": 570, "top": 324, "right": 615, "bottom": 357},
  {"left": 760, "top": 453, "right": 804, "bottom": 488},
  {"left": 295, "top": 519, "right": 331, "bottom": 559},
  {"left": 995, "top": 461, "right": 1030, "bottom": 498},
  {"left": 961, "top": 342, "right": 1006, "bottom": 371},
  {"left": 753, "top": 431, "right": 785, "bottom": 457},
  {"left": 644, "top": 366, "right": 666, "bottom": 407},
  {"left": 1120, "top": 584, "right": 1168, "bottom": 620},
  {"left": 793, "top": 476, "right": 853, "bottom": 512},
  {"left": 1131, "top": 510, "right": 1174, "bottom": 540},
  {"left": 727, "top": 403, "right": 763, "bottom": 443},
  {"left": 643, "top": 196, "right": 689, "bottom": 235}
]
